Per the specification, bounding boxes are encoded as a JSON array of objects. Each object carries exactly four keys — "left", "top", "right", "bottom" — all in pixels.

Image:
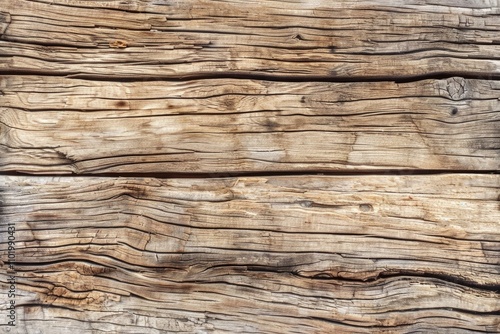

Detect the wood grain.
[
  {"left": 1, "top": 76, "right": 499, "bottom": 174},
  {"left": 1, "top": 0, "right": 499, "bottom": 332},
  {"left": 1, "top": 0, "right": 500, "bottom": 79},
  {"left": 1, "top": 174, "right": 499, "bottom": 333}
]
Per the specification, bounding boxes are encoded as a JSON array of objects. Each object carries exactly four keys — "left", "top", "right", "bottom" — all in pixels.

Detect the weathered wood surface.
[
  {"left": 1, "top": 0, "right": 499, "bottom": 332},
  {"left": 1, "top": 174, "right": 499, "bottom": 333},
  {"left": 1, "top": 76, "right": 499, "bottom": 174},
  {"left": 1, "top": 0, "right": 500, "bottom": 79}
]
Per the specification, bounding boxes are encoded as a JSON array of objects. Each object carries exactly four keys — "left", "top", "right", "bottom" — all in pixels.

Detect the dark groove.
[
  {"left": 62, "top": 71, "right": 500, "bottom": 83},
  {"left": 376, "top": 271, "right": 500, "bottom": 293},
  {"left": 307, "top": 316, "right": 367, "bottom": 328},
  {"left": 1, "top": 69, "right": 500, "bottom": 83},
  {"left": 2, "top": 36, "right": 98, "bottom": 49},
  {"left": 0, "top": 169, "right": 498, "bottom": 179},
  {"left": 293, "top": 269, "right": 500, "bottom": 293},
  {"left": 16, "top": 303, "right": 81, "bottom": 313}
]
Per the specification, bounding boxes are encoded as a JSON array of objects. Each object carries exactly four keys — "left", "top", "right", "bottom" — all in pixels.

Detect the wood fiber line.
[
  {"left": 1, "top": 76, "right": 499, "bottom": 174},
  {"left": 1, "top": 0, "right": 500, "bottom": 79},
  {"left": 0, "top": 174, "right": 499, "bottom": 333}
]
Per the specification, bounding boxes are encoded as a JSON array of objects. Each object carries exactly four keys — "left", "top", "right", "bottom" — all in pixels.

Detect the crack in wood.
[{"left": 0, "top": 11, "right": 11, "bottom": 37}]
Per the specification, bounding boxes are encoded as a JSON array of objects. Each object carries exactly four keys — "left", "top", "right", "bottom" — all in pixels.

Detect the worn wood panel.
[
  {"left": 1, "top": 0, "right": 499, "bottom": 332},
  {"left": 0, "top": 273, "right": 499, "bottom": 333},
  {"left": 1, "top": 76, "right": 499, "bottom": 174},
  {"left": 1, "top": 0, "right": 500, "bottom": 79},
  {"left": 1, "top": 174, "right": 499, "bottom": 333}
]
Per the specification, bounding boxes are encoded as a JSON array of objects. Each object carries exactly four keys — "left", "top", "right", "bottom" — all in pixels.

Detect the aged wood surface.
[
  {"left": 1, "top": 0, "right": 500, "bottom": 79},
  {"left": 1, "top": 76, "right": 499, "bottom": 173},
  {"left": 1, "top": 174, "right": 499, "bottom": 333},
  {"left": 1, "top": 0, "right": 499, "bottom": 333}
]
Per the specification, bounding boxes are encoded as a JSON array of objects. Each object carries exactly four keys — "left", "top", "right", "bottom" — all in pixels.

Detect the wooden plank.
[
  {"left": 1, "top": 174, "right": 499, "bottom": 333},
  {"left": 1, "top": 0, "right": 500, "bottom": 79},
  {"left": 1, "top": 76, "right": 498, "bottom": 174}
]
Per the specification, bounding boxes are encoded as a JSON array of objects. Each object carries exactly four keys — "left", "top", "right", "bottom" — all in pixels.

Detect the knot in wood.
[
  {"left": 109, "top": 40, "right": 128, "bottom": 48},
  {"left": 446, "top": 77, "right": 468, "bottom": 101}
]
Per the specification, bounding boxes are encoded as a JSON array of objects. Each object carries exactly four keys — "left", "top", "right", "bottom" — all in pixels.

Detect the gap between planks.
[
  {"left": 2, "top": 70, "right": 500, "bottom": 84},
  {"left": 0, "top": 169, "right": 498, "bottom": 180}
]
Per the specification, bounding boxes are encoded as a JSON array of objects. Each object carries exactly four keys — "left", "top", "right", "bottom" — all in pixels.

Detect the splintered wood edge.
[{"left": 0, "top": 174, "right": 499, "bottom": 333}]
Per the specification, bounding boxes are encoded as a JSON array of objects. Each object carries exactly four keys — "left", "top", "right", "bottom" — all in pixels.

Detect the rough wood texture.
[
  {"left": 1, "top": 0, "right": 499, "bottom": 332},
  {"left": 1, "top": 0, "right": 500, "bottom": 79},
  {"left": 1, "top": 76, "right": 499, "bottom": 173},
  {"left": 1, "top": 174, "right": 499, "bottom": 333}
]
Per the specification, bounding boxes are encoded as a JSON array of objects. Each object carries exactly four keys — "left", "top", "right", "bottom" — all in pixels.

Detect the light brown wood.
[
  {"left": 1, "top": 174, "right": 499, "bottom": 333},
  {"left": 1, "top": 0, "right": 500, "bottom": 79},
  {"left": 1, "top": 0, "right": 499, "bottom": 332},
  {"left": 1, "top": 76, "right": 499, "bottom": 174}
]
